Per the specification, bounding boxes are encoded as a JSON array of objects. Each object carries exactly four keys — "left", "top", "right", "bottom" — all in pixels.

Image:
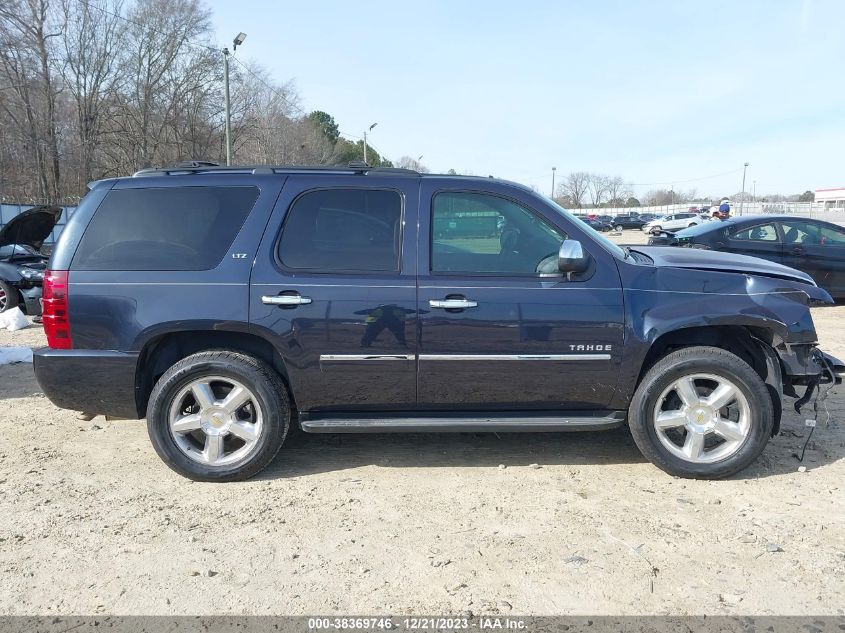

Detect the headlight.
[{"left": 19, "top": 268, "right": 44, "bottom": 281}]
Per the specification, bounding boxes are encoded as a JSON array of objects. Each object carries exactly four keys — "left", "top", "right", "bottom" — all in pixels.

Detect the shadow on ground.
[{"left": 258, "top": 425, "right": 646, "bottom": 479}]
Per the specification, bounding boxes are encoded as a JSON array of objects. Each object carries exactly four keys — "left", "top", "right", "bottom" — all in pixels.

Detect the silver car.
[{"left": 642, "top": 212, "right": 703, "bottom": 234}]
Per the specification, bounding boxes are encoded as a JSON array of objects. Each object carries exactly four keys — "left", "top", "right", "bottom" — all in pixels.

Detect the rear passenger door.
[
  {"left": 249, "top": 176, "right": 419, "bottom": 414},
  {"left": 779, "top": 219, "right": 845, "bottom": 294}
]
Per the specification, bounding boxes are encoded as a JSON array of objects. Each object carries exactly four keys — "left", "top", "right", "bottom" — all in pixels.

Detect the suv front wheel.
[
  {"left": 147, "top": 350, "right": 290, "bottom": 481},
  {"left": 628, "top": 346, "right": 773, "bottom": 479}
]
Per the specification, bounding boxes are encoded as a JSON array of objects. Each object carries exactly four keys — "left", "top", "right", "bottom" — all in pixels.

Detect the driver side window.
[{"left": 431, "top": 192, "right": 565, "bottom": 274}]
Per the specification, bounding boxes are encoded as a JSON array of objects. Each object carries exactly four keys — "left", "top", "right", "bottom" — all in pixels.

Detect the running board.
[{"left": 300, "top": 412, "right": 626, "bottom": 433}]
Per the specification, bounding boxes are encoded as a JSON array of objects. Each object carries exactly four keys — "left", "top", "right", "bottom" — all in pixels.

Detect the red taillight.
[{"left": 42, "top": 269, "right": 72, "bottom": 349}]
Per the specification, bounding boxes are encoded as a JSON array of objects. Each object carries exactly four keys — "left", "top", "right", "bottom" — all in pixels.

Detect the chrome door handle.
[
  {"left": 262, "top": 294, "right": 312, "bottom": 306},
  {"left": 429, "top": 298, "right": 478, "bottom": 309}
]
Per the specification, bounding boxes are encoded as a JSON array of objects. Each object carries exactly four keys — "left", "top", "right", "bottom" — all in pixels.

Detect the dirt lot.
[{"left": 0, "top": 228, "right": 842, "bottom": 616}]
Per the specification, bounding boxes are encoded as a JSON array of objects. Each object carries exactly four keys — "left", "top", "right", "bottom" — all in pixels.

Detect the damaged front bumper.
[
  {"left": 778, "top": 345, "right": 843, "bottom": 391},
  {"left": 777, "top": 345, "right": 843, "bottom": 414}
]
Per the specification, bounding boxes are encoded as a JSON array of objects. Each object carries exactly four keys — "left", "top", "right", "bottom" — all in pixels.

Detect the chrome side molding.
[{"left": 419, "top": 354, "right": 611, "bottom": 361}]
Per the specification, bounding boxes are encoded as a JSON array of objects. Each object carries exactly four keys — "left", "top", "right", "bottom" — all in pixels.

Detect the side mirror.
[{"left": 558, "top": 239, "right": 591, "bottom": 275}]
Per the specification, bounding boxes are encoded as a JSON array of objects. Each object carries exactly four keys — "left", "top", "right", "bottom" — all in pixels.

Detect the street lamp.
[
  {"left": 363, "top": 122, "right": 377, "bottom": 164},
  {"left": 739, "top": 162, "right": 750, "bottom": 215},
  {"left": 551, "top": 167, "right": 556, "bottom": 198},
  {"left": 223, "top": 32, "right": 247, "bottom": 166}
]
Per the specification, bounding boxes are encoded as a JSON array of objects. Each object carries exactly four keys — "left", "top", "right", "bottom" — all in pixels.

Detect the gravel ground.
[{"left": 0, "top": 228, "right": 842, "bottom": 616}]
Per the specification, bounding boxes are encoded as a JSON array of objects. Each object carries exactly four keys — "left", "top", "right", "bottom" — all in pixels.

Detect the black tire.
[
  {"left": 0, "top": 280, "right": 20, "bottom": 313},
  {"left": 650, "top": 225, "right": 662, "bottom": 234},
  {"left": 147, "top": 350, "right": 290, "bottom": 481},
  {"left": 628, "top": 346, "right": 773, "bottom": 479}
]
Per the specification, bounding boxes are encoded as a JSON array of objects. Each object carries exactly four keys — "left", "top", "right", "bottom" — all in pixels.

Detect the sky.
[{"left": 206, "top": 0, "right": 845, "bottom": 199}]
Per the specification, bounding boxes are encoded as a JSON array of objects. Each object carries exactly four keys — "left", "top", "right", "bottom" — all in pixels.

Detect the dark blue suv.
[{"left": 33, "top": 165, "right": 842, "bottom": 481}]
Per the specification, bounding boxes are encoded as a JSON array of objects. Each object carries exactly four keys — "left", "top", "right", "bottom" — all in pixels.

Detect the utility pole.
[
  {"left": 739, "top": 162, "right": 749, "bottom": 215},
  {"left": 223, "top": 32, "right": 247, "bottom": 166},
  {"left": 223, "top": 48, "right": 231, "bottom": 166},
  {"left": 363, "top": 122, "right": 377, "bottom": 164},
  {"left": 551, "top": 167, "right": 556, "bottom": 198}
]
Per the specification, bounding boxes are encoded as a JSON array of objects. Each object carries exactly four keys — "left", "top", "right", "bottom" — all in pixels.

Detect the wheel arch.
[
  {"left": 636, "top": 325, "right": 783, "bottom": 435},
  {"left": 135, "top": 329, "right": 296, "bottom": 418}
]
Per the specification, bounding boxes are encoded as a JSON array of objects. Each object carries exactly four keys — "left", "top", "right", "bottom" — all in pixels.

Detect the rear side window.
[
  {"left": 277, "top": 189, "right": 402, "bottom": 272},
  {"left": 72, "top": 186, "right": 259, "bottom": 270}
]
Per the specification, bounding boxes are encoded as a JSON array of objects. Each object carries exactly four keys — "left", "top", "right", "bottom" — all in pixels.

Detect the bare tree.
[
  {"left": 60, "top": 0, "right": 126, "bottom": 185},
  {"left": 557, "top": 171, "right": 590, "bottom": 208},
  {"left": 587, "top": 173, "right": 609, "bottom": 207},
  {"left": 605, "top": 176, "right": 631, "bottom": 206},
  {"left": 395, "top": 155, "right": 429, "bottom": 173},
  {"left": 0, "top": 0, "right": 63, "bottom": 201}
]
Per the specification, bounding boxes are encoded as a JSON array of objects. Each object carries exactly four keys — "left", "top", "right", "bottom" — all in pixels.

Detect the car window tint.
[
  {"left": 730, "top": 223, "right": 778, "bottom": 242},
  {"left": 72, "top": 186, "right": 259, "bottom": 271},
  {"left": 431, "top": 192, "right": 565, "bottom": 274},
  {"left": 781, "top": 220, "right": 821, "bottom": 245},
  {"left": 278, "top": 189, "right": 402, "bottom": 272},
  {"left": 819, "top": 225, "right": 845, "bottom": 246}
]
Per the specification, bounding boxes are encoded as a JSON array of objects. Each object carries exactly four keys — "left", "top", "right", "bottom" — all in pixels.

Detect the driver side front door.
[{"left": 416, "top": 187, "right": 625, "bottom": 412}]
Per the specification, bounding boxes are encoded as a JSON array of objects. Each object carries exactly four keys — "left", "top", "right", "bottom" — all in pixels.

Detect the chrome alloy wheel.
[
  {"left": 168, "top": 376, "right": 263, "bottom": 466},
  {"left": 0, "top": 286, "right": 7, "bottom": 311},
  {"left": 652, "top": 373, "right": 751, "bottom": 464}
]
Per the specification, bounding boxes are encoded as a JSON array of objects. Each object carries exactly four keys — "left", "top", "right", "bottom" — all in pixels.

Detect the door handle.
[
  {"left": 791, "top": 246, "right": 804, "bottom": 255},
  {"left": 429, "top": 298, "right": 478, "bottom": 309},
  {"left": 262, "top": 294, "right": 312, "bottom": 306}
]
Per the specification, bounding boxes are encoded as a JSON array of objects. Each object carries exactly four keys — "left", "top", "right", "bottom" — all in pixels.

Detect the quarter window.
[
  {"left": 431, "top": 192, "right": 565, "bottom": 274},
  {"left": 278, "top": 189, "right": 402, "bottom": 272},
  {"left": 730, "top": 224, "right": 778, "bottom": 242},
  {"left": 73, "top": 186, "right": 259, "bottom": 271}
]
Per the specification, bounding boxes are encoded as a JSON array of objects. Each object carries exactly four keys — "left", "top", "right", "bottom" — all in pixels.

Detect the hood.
[
  {"left": 0, "top": 205, "right": 62, "bottom": 249},
  {"left": 632, "top": 246, "right": 815, "bottom": 285}
]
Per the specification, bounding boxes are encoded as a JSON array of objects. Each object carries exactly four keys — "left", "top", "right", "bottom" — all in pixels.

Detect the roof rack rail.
[{"left": 131, "top": 163, "right": 422, "bottom": 178}]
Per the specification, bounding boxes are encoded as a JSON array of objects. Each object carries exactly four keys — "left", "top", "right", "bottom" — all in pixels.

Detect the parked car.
[
  {"left": 650, "top": 216, "right": 845, "bottom": 298},
  {"left": 578, "top": 217, "right": 612, "bottom": 232},
  {"left": 638, "top": 213, "right": 657, "bottom": 222},
  {"left": 642, "top": 212, "right": 702, "bottom": 234},
  {"left": 0, "top": 205, "right": 61, "bottom": 314},
  {"left": 610, "top": 215, "right": 648, "bottom": 231},
  {"left": 33, "top": 165, "right": 842, "bottom": 482}
]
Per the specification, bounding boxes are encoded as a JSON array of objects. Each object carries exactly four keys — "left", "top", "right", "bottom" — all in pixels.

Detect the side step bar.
[{"left": 301, "top": 412, "right": 626, "bottom": 433}]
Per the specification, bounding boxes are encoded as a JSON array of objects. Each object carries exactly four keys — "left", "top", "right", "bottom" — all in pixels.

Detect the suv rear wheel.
[
  {"left": 147, "top": 350, "right": 289, "bottom": 481},
  {"left": 628, "top": 346, "right": 773, "bottom": 479}
]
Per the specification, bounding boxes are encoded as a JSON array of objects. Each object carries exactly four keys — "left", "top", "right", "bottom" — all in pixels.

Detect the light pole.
[
  {"left": 551, "top": 167, "right": 556, "bottom": 198},
  {"left": 739, "top": 162, "right": 749, "bottom": 215},
  {"left": 363, "top": 122, "right": 377, "bottom": 164},
  {"left": 223, "top": 32, "right": 247, "bottom": 166}
]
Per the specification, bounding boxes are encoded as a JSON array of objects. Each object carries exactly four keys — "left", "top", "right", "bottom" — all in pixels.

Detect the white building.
[{"left": 815, "top": 187, "right": 845, "bottom": 209}]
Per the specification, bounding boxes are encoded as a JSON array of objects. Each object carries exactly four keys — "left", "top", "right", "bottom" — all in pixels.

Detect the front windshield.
[{"left": 545, "top": 198, "right": 627, "bottom": 259}]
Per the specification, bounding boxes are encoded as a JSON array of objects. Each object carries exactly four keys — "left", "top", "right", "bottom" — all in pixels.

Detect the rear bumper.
[{"left": 33, "top": 348, "right": 140, "bottom": 418}]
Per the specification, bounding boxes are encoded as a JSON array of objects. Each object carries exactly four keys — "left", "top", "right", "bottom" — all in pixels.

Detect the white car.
[{"left": 642, "top": 212, "right": 702, "bottom": 234}]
